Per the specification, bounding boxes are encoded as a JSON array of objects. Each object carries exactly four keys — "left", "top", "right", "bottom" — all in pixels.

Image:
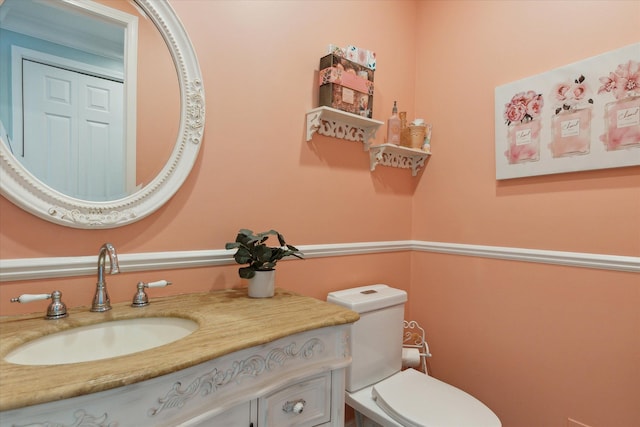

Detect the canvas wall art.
[{"left": 495, "top": 43, "right": 639, "bottom": 180}]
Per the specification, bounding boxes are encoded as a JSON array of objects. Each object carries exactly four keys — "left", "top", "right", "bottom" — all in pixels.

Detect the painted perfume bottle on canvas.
[
  {"left": 548, "top": 75, "right": 593, "bottom": 158},
  {"left": 597, "top": 59, "right": 640, "bottom": 151},
  {"left": 503, "top": 91, "right": 544, "bottom": 164}
]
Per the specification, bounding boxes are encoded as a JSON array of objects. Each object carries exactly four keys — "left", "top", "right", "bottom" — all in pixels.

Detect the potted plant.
[{"left": 225, "top": 229, "right": 303, "bottom": 297}]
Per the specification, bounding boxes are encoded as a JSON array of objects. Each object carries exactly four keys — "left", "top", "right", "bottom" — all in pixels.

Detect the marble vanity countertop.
[{"left": 0, "top": 288, "right": 360, "bottom": 411}]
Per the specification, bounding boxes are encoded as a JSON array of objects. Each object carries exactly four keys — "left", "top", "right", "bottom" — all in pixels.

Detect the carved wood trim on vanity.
[{"left": 150, "top": 337, "right": 325, "bottom": 417}]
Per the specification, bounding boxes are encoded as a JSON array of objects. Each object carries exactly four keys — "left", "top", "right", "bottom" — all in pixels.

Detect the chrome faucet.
[{"left": 91, "top": 243, "right": 120, "bottom": 312}]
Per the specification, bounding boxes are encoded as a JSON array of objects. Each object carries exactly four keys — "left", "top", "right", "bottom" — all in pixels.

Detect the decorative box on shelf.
[
  {"left": 318, "top": 53, "right": 374, "bottom": 119},
  {"left": 369, "top": 143, "right": 430, "bottom": 176},
  {"left": 306, "top": 106, "right": 383, "bottom": 149}
]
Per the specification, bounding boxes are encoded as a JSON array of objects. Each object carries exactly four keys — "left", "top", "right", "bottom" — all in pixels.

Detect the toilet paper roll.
[{"left": 402, "top": 348, "right": 421, "bottom": 369}]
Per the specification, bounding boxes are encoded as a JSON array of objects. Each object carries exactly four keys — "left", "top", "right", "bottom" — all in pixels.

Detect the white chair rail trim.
[{"left": 0, "top": 241, "right": 638, "bottom": 282}]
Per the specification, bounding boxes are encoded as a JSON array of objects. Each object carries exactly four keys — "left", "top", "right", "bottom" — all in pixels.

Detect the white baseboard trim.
[{"left": 0, "top": 241, "right": 638, "bottom": 282}]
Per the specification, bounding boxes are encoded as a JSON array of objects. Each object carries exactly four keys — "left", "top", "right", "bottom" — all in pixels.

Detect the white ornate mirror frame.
[{"left": 0, "top": 0, "right": 205, "bottom": 229}]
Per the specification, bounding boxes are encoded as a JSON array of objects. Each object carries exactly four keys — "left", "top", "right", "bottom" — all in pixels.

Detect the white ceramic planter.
[{"left": 247, "top": 270, "right": 275, "bottom": 298}]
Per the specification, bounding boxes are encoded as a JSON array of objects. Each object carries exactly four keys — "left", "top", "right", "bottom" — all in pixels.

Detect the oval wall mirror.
[{"left": 0, "top": 0, "right": 204, "bottom": 228}]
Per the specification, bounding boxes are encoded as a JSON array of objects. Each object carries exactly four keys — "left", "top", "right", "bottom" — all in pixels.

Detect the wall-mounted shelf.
[
  {"left": 306, "top": 106, "right": 383, "bottom": 149},
  {"left": 306, "top": 107, "right": 430, "bottom": 177},
  {"left": 369, "top": 144, "right": 430, "bottom": 176}
]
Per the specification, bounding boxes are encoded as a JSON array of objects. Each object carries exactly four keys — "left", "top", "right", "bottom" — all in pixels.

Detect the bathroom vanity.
[{"left": 0, "top": 289, "right": 359, "bottom": 426}]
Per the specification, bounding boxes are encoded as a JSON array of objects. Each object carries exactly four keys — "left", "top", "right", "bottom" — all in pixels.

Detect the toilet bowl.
[{"left": 328, "top": 285, "right": 501, "bottom": 427}]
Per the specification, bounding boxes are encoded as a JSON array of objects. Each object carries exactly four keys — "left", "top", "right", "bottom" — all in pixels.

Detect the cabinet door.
[{"left": 183, "top": 401, "right": 252, "bottom": 427}]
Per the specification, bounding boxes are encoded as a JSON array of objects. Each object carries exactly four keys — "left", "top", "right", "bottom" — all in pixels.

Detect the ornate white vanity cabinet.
[
  {"left": 0, "top": 290, "right": 359, "bottom": 427},
  {"left": 1, "top": 326, "right": 349, "bottom": 426}
]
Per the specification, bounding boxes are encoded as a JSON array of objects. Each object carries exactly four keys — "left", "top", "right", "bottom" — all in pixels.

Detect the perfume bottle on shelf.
[{"left": 387, "top": 101, "right": 401, "bottom": 145}]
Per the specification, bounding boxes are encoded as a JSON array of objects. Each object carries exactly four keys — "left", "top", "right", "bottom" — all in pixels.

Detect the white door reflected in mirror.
[{"left": 23, "top": 60, "right": 128, "bottom": 201}]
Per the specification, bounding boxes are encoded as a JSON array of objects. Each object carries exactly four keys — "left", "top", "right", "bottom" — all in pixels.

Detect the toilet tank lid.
[{"left": 327, "top": 284, "right": 407, "bottom": 313}]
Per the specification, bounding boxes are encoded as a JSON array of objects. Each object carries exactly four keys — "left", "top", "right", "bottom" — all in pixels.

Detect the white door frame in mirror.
[{"left": 0, "top": 0, "right": 205, "bottom": 228}]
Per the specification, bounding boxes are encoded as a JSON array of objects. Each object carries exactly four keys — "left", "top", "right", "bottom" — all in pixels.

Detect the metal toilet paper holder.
[{"left": 403, "top": 320, "right": 432, "bottom": 374}]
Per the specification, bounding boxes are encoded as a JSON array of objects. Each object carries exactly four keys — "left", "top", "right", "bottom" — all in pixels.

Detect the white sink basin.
[{"left": 4, "top": 317, "right": 198, "bottom": 366}]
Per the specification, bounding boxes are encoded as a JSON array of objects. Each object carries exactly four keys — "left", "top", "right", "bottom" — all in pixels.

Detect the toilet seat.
[{"left": 370, "top": 368, "right": 501, "bottom": 427}]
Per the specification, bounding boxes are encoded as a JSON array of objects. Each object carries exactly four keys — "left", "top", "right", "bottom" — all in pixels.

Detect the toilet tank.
[{"left": 327, "top": 284, "right": 407, "bottom": 393}]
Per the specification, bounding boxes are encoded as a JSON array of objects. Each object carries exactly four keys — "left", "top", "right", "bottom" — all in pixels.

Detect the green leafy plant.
[{"left": 225, "top": 229, "right": 303, "bottom": 279}]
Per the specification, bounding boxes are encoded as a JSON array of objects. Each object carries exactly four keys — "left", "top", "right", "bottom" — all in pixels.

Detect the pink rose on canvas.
[
  {"left": 551, "top": 75, "right": 593, "bottom": 114},
  {"left": 505, "top": 103, "right": 527, "bottom": 123},
  {"left": 572, "top": 84, "right": 588, "bottom": 101},
  {"left": 503, "top": 91, "right": 544, "bottom": 125},
  {"left": 553, "top": 83, "right": 571, "bottom": 102},
  {"left": 527, "top": 96, "right": 544, "bottom": 117}
]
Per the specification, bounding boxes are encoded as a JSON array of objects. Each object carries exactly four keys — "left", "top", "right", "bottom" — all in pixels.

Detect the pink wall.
[
  {"left": 412, "top": 0, "right": 639, "bottom": 255},
  {"left": 0, "top": 1, "right": 638, "bottom": 426},
  {"left": 410, "top": 1, "right": 639, "bottom": 426},
  {"left": 0, "top": 0, "right": 419, "bottom": 307}
]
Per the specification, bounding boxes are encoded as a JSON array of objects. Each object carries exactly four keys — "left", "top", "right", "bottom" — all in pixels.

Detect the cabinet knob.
[{"left": 282, "top": 399, "right": 305, "bottom": 414}]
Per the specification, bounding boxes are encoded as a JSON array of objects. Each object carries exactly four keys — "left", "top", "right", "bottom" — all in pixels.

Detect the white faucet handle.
[
  {"left": 11, "top": 291, "right": 68, "bottom": 319},
  {"left": 146, "top": 280, "right": 172, "bottom": 288},
  {"left": 131, "top": 280, "right": 172, "bottom": 307},
  {"left": 10, "top": 293, "right": 51, "bottom": 304}
]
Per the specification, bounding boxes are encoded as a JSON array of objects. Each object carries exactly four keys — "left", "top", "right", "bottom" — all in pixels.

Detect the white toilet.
[{"left": 328, "top": 284, "right": 501, "bottom": 427}]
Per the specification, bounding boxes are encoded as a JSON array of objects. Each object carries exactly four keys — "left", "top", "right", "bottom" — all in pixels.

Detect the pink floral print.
[
  {"left": 549, "top": 75, "right": 593, "bottom": 157},
  {"left": 503, "top": 91, "right": 544, "bottom": 125},
  {"left": 599, "top": 60, "right": 640, "bottom": 151},
  {"left": 598, "top": 60, "right": 640, "bottom": 100},
  {"left": 504, "top": 90, "right": 543, "bottom": 164},
  {"left": 552, "top": 75, "right": 594, "bottom": 114}
]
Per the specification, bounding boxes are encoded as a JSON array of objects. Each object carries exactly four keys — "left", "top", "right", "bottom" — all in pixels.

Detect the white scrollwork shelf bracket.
[
  {"left": 306, "top": 107, "right": 383, "bottom": 150},
  {"left": 369, "top": 144, "right": 430, "bottom": 176}
]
